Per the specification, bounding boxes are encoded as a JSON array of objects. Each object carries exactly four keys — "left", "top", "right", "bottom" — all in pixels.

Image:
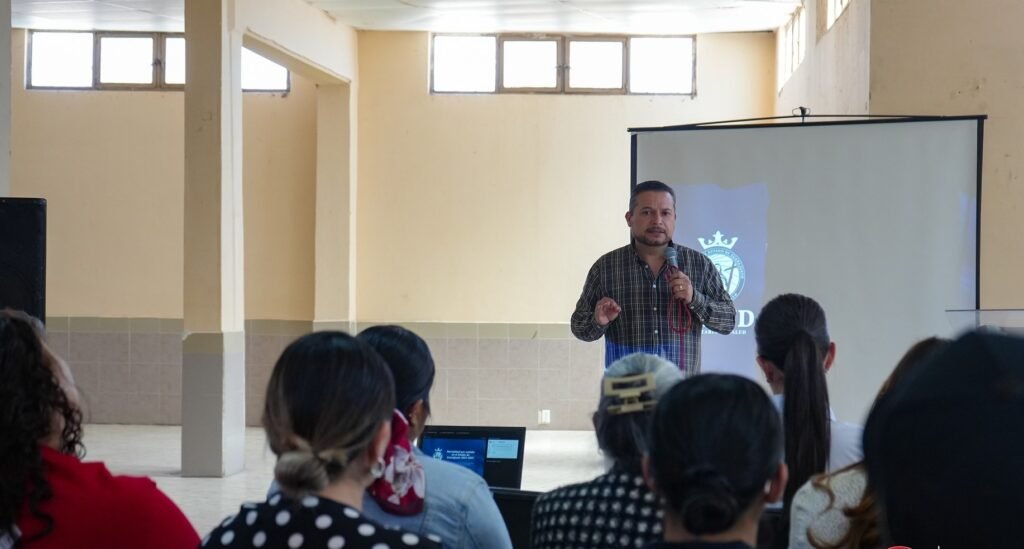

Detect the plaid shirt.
[{"left": 571, "top": 242, "right": 736, "bottom": 375}]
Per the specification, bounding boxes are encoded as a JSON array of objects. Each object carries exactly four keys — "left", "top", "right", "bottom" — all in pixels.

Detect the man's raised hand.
[{"left": 594, "top": 297, "right": 622, "bottom": 327}]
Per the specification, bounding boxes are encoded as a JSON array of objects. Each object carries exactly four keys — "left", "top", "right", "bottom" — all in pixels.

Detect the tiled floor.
[{"left": 83, "top": 424, "right": 605, "bottom": 536}]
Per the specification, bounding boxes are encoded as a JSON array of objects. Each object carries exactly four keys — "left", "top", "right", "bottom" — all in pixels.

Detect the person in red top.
[{"left": 0, "top": 309, "right": 199, "bottom": 549}]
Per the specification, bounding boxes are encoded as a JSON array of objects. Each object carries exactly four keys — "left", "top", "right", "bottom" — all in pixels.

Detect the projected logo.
[{"left": 699, "top": 231, "right": 746, "bottom": 300}]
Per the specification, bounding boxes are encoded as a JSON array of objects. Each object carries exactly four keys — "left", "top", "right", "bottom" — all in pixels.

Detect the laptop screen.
[{"left": 418, "top": 426, "right": 526, "bottom": 489}]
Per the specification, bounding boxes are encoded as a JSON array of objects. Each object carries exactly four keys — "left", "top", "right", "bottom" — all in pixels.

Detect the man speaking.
[{"left": 571, "top": 180, "right": 736, "bottom": 375}]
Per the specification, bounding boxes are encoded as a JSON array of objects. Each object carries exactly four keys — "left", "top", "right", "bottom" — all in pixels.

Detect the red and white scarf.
[{"left": 368, "top": 409, "right": 426, "bottom": 515}]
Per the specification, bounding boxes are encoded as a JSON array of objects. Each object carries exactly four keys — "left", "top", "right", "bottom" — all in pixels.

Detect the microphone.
[{"left": 664, "top": 247, "right": 679, "bottom": 269}]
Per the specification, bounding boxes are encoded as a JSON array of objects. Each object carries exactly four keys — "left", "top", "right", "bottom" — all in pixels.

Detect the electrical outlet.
[{"left": 538, "top": 409, "right": 551, "bottom": 424}]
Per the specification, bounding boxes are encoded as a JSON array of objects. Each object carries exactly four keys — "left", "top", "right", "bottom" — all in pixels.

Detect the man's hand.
[
  {"left": 594, "top": 297, "right": 622, "bottom": 327},
  {"left": 669, "top": 270, "right": 694, "bottom": 304}
]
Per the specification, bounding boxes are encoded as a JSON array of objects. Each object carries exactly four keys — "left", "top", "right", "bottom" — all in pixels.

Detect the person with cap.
[
  {"left": 863, "top": 330, "right": 1024, "bottom": 549},
  {"left": 530, "top": 353, "right": 684, "bottom": 549}
]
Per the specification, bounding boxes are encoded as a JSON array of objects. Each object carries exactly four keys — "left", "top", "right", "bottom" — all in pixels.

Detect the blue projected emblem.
[{"left": 699, "top": 231, "right": 746, "bottom": 300}]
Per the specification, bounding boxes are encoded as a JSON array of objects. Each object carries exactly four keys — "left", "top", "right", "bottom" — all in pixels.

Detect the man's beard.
[{"left": 634, "top": 231, "right": 668, "bottom": 247}]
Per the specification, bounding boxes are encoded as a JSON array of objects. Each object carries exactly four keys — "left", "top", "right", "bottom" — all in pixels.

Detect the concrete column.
[
  {"left": 182, "top": 0, "right": 246, "bottom": 477},
  {"left": 0, "top": 0, "right": 11, "bottom": 196},
  {"left": 313, "top": 83, "right": 355, "bottom": 332}
]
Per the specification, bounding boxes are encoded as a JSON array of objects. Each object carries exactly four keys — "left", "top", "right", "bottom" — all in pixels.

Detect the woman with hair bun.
[
  {"left": 644, "top": 374, "right": 787, "bottom": 548},
  {"left": 204, "top": 332, "right": 441, "bottom": 548}
]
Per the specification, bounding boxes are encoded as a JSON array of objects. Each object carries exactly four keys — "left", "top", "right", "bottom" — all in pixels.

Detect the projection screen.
[{"left": 631, "top": 117, "right": 982, "bottom": 421}]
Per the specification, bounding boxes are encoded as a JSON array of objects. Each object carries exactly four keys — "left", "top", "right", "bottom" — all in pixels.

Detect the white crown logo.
[{"left": 698, "top": 231, "right": 738, "bottom": 250}]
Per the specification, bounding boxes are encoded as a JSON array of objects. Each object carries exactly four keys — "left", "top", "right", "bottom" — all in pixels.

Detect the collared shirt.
[{"left": 571, "top": 242, "right": 736, "bottom": 375}]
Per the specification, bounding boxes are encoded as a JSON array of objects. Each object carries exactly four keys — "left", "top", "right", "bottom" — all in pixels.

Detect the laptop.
[{"left": 417, "top": 425, "right": 527, "bottom": 489}]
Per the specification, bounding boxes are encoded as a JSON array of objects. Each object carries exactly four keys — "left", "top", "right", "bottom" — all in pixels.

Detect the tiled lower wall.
[
  {"left": 49, "top": 318, "right": 605, "bottom": 431},
  {"left": 46, "top": 317, "right": 186, "bottom": 426}
]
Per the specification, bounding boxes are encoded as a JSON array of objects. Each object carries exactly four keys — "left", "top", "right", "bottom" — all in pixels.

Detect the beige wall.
[
  {"left": 870, "top": 0, "right": 1023, "bottom": 307},
  {"left": 242, "top": 74, "right": 317, "bottom": 321},
  {"left": 9, "top": 29, "right": 317, "bottom": 320},
  {"left": 777, "top": 0, "right": 1020, "bottom": 306},
  {"left": 776, "top": 0, "right": 871, "bottom": 115},
  {"left": 356, "top": 31, "right": 775, "bottom": 323},
  {"left": 237, "top": 0, "right": 358, "bottom": 83}
]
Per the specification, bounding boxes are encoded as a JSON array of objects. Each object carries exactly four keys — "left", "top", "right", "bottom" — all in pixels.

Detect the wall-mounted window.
[
  {"left": 28, "top": 30, "right": 290, "bottom": 92},
  {"left": 432, "top": 35, "right": 496, "bottom": 92},
  {"left": 826, "top": 0, "right": 851, "bottom": 29},
  {"left": 501, "top": 37, "right": 560, "bottom": 91},
  {"left": 431, "top": 33, "right": 695, "bottom": 95},
  {"left": 777, "top": 7, "right": 806, "bottom": 92},
  {"left": 567, "top": 39, "right": 625, "bottom": 91},
  {"left": 240, "top": 48, "right": 289, "bottom": 91},
  {"left": 29, "top": 32, "right": 93, "bottom": 88},
  {"left": 163, "top": 36, "right": 186, "bottom": 85}
]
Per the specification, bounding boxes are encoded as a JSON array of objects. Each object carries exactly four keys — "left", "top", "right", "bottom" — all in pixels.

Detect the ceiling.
[
  {"left": 13, "top": 1, "right": 185, "bottom": 32},
  {"left": 12, "top": 0, "right": 799, "bottom": 34}
]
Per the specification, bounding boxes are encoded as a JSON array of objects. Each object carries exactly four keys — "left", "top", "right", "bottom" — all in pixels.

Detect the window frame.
[
  {"left": 160, "top": 34, "right": 186, "bottom": 89},
  {"left": 26, "top": 29, "right": 291, "bottom": 93},
  {"left": 238, "top": 47, "right": 292, "bottom": 93},
  {"left": 564, "top": 36, "right": 627, "bottom": 95},
  {"left": 625, "top": 35, "right": 697, "bottom": 96},
  {"left": 826, "top": 0, "right": 851, "bottom": 29},
  {"left": 497, "top": 34, "right": 563, "bottom": 93},
  {"left": 27, "top": 29, "right": 95, "bottom": 90},
  {"left": 430, "top": 32, "right": 696, "bottom": 97},
  {"left": 777, "top": 6, "right": 806, "bottom": 93},
  {"left": 428, "top": 33, "right": 498, "bottom": 95},
  {"left": 94, "top": 31, "right": 159, "bottom": 91}
]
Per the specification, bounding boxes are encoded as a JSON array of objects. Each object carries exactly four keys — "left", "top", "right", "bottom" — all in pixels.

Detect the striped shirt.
[{"left": 571, "top": 242, "right": 736, "bottom": 375}]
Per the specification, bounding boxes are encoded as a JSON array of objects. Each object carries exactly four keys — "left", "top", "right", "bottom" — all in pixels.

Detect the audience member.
[
  {"left": 357, "top": 325, "right": 512, "bottom": 549},
  {"left": 788, "top": 337, "right": 949, "bottom": 548},
  {"left": 863, "top": 331, "right": 1024, "bottom": 548},
  {"left": 203, "top": 331, "right": 440, "bottom": 548},
  {"left": 0, "top": 309, "right": 199, "bottom": 548},
  {"left": 531, "top": 353, "right": 683, "bottom": 549},
  {"left": 644, "top": 373, "right": 786, "bottom": 548},
  {"left": 754, "top": 293, "right": 862, "bottom": 515}
]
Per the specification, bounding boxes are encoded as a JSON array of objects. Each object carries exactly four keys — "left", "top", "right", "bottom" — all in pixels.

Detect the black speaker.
[{"left": 0, "top": 198, "right": 46, "bottom": 322}]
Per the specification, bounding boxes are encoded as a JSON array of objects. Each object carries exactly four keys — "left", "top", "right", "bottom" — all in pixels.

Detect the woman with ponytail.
[
  {"left": 753, "top": 294, "right": 863, "bottom": 534},
  {"left": 204, "top": 332, "right": 440, "bottom": 548},
  {"left": 788, "top": 336, "right": 949, "bottom": 549},
  {"left": 644, "top": 374, "right": 787, "bottom": 548}
]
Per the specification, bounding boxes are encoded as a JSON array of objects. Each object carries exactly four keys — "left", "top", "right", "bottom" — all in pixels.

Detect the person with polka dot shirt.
[
  {"left": 531, "top": 354, "right": 682, "bottom": 549},
  {"left": 203, "top": 332, "right": 441, "bottom": 549},
  {"left": 203, "top": 492, "right": 440, "bottom": 548}
]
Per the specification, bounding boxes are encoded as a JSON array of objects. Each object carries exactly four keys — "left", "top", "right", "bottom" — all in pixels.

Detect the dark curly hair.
[{"left": 0, "top": 309, "right": 84, "bottom": 541}]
